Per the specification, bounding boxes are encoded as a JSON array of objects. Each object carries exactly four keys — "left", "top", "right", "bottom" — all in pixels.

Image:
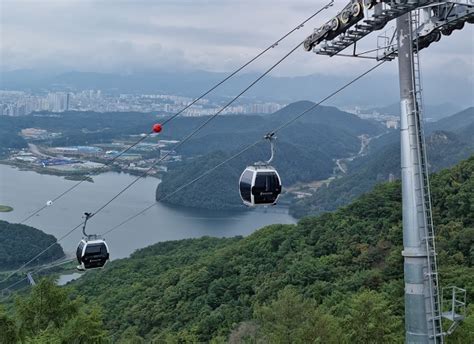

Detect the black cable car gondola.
[
  {"left": 76, "top": 213, "right": 110, "bottom": 271},
  {"left": 239, "top": 134, "right": 282, "bottom": 206}
]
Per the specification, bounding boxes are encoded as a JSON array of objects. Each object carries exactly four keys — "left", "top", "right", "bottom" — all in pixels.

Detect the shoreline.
[{"left": 0, "top": 160, "right": 161, "bottom": 181}]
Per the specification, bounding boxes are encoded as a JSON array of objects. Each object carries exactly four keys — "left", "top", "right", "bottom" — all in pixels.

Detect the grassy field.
[{"left": 0, "top": 205, "right": 13, "bottom": 212}]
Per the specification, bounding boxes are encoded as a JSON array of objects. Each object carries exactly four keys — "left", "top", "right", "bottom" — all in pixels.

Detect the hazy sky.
[{"left": 1, "top": 0, "right": 473, "bottom": 80}]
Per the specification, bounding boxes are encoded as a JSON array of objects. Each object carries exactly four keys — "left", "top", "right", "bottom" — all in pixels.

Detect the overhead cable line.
[
  {"left": 2, "top": 58, "right": 387, "bottom": 290},
  {"left": 15, "top": 2, "right": 333, "bottom": 226},
  {"left": 102, "top": 140, "right": 262, "bottom": 236},
  {"left": 0, "top": 277, "right": 28, "bottom": 296},
  {"left": 89, "top": 41, "right": 304, "bottom": 219},
  {"left": 269, "top": 60, "right": 387, "bottom": 135},
  {"left": 100, "top": 60, "right": 387, "bottom": 238},
  {"left": 18, "top": 136, "right": 150, "bottom": 224},
  {"left": 1, "top": 34, "right": 308, "bottom": 285},
  {"left": 159, "top": 0, "right": 334, "bottom": 126}
]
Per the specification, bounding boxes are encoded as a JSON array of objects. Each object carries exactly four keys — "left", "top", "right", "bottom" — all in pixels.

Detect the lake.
[{"left": 0, "top": 164, "right": 296, "bottom": 260}]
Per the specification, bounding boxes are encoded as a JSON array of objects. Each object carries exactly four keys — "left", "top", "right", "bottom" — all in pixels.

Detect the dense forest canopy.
[
  {"left": 63, "top": 156, "right": 474, "bottom": 342},
  {"left": 0, "top": 221, "right": 64, "bottom": 271}
]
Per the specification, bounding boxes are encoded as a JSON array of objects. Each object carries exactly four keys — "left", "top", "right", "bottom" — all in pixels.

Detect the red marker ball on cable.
[{"left": 152, "top": 123, "right": 163, "bottom": 133}]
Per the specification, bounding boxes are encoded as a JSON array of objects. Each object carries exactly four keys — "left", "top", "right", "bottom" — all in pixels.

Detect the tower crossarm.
[
  {"left": 303, "top": 0, "right": 474, "bottom": 57},
  {"left": 379, "top": 3, "right": 474, "bottom": 60}
]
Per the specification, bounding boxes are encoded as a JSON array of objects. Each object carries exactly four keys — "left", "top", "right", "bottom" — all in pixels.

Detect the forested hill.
[
  {"left": 157, "top": 139, "right": 340, "bottom": 210},
  {"left": 290, "top": 107, "right": 474, "bottom": 218},
  {"left": 0, "top": 221, "right": 64, "bottom": 270},
  {"left": 157, "top": 102, "right": 381, "bottom": 210},
  {"left": 428, "top": 106, "right": 474, "bottom": 133},
  {"left": 269, "top": 100, "right": 380, "bottom": 136},
  {"left": 71, "top": 156, "right": 474, "bottom": 343}
]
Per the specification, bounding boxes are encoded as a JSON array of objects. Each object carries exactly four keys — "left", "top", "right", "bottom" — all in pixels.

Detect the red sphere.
[{"left": 152, "top": 123, "right": 163, "bottom": 133}]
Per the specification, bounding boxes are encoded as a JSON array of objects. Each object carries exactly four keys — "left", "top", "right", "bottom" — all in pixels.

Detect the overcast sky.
[{"left": 1, "top": 0, "right": 473, "bottom": 81}]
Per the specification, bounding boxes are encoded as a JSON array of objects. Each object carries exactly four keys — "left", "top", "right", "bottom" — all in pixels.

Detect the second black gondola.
[
  {"left": 76, "top": 237, "right": 110, "bottom": 271},
  {"left": 75, "top": 212, "right": 110, "bottom": 271},
  {"left": 239, "top": 133, "right": 282, "bottom": 206}
]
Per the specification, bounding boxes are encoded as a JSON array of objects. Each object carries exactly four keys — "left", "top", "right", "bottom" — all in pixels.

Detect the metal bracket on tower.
[{"left": 442, "top": 286, "right": 467, "bottom": 335}]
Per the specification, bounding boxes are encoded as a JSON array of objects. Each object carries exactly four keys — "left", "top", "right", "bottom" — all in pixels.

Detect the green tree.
[
  {"left": 55, "top": 307, "right": 109, "bottom": 343},
  {"left": 117, "top": 327, "right": 145, "bottom": 344},
  {"left": 0, "top": 306, "right": 19, "bottom": 344},
  {"left": 15, "top": 279, "right": 79, "bottom": 336},
  {"left": 11, "top": 279, "right": 109, "bottom": 343},
  {"left": 449, "top": 305, "right": 474, "bottom": 344},
  {"left": 343, "top": 290, "right": 403, "bottom": 343},
  {"left": 255, "top": 287, "right": 344, "bottom": 344}
]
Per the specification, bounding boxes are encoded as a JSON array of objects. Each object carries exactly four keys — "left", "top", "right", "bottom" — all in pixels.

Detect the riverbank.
[{"left": 0, "top": 160, "right": 97, "bottom": 180}]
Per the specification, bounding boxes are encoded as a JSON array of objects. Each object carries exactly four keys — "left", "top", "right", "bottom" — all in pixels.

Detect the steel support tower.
[
  {"left": 302, "top": 1, "right": 472, "bottom": 342},
  {"left": 397, "top": 13, "right": 442, "bottom": 343}
]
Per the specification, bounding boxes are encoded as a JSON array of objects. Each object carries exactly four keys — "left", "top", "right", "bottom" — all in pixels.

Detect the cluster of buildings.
[
  {"left": 21, "top": 128, "right": 61, "bottom": 140},
  {"left": 0, "top": 91, "right": 70, "bottom": 116},
  {"left": 7, "top": 133, "right": 180, "bottom": 177},
  {"left": 347, "top": 106, "right": 400, "bottom": 129},
  {"left": 0, "top": 89, "right": 286, "bottom": 117}
]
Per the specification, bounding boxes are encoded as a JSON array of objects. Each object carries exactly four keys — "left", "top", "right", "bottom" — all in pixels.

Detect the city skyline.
[{"left": 0, "top": 89, "right": 286, "bottom": 117}]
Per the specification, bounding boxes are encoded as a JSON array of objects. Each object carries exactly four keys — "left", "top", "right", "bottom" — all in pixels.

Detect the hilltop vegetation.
[
  {"left": 0, "top": 221, "right": 64, "bottom": 271},
  {"left": 67, "top": 156, "right": 474, "bottom": 342}
]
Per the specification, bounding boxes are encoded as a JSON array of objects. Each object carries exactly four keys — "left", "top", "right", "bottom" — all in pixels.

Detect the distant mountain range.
[{"left": 1, "top": 69, "right": 472, "bottom": 108}]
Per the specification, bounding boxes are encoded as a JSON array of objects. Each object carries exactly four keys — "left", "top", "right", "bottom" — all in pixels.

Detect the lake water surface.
[{"left": 0, "top": 164, "right": 296, "bottom": 260}]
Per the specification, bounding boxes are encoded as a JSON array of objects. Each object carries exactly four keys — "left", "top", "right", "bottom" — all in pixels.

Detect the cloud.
[{"left": 0, "top": 0, "right": 473, "bottom": 84}]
